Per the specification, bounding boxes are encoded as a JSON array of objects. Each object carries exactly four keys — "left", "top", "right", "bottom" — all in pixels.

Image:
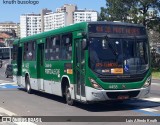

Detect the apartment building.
[
  {"left": 20, "top": 14, "right": 41, "bottom": 38},
  {"left": 20, "top": 4, "right": 98, "bottom": 38},
  {"left": 74, "top": 10, "right": 98, "bottom": 23},
  {"left": 0, "top": 22, "right": 20, "bottom": 37},
  {"left": 44, "top": 12, "right": 66, "bottom": 31}
]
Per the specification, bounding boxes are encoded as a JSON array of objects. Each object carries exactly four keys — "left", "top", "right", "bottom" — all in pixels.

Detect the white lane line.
[
  {"left": 0, "top": 80, "right": 13, "bottom": 83},
  {"left": 0, "top": 107, "right": 37, "bottom": 125},
  {"left": 0, "top": 83, "right": 10, "bottom": 86},
  {"left": 0, "top": 107, "right": 16, "bottom": 116},
  {"left": 0, "top": 86, "right": 7, "bottom": 88},
  {"left": 0, "top": 83, "right": 16, "bottom": 86},
  {"left": 152, "top": 83, "right": 160, "bottom": 86},
  {"left": 140, "top": 108, "right": 159, "bottom": 112},
  {"left": 15, "top": 122, "right": 37, "bottom": 125},
  {"left": 142, "top": 97, "right": 160, "bottom": 102}
]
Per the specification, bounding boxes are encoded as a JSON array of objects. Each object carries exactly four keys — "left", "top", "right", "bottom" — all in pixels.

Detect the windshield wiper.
[
  {"left": 104, "top": 35, "right": 118, "bottom": 56},
  {"left": 108, "top": 42, "right": 118, "bottom": 56}
]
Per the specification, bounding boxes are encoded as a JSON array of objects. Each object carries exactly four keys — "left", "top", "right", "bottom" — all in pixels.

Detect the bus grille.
[{"left": 106, "top": 90, "right": 140, "bottom": 99}]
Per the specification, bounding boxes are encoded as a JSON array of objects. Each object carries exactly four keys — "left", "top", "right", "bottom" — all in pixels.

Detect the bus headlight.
[
  {"left": 89, "top": 78, "right": 102, "bottom": 90},
  {"left": 143, "top": 76, "right": 151, "bottom": 88}
]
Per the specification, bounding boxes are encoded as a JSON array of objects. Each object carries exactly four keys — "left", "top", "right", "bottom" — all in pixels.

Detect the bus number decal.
[
  {"left": 109, "top": 85, "right": 118, "bottom": 89},
  {"left": 45, "top": 64, "right": 52, "bottom": 68},
  {"left": 45, "top": 69, "right": 60, "bottom": 75}
]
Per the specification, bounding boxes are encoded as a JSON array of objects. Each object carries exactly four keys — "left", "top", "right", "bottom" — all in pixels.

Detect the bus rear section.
[{"left": 83, "top": 22, "right": 151, "bottom": 102}]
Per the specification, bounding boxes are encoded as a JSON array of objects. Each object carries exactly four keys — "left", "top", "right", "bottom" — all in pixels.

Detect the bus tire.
[
  {"left": 25, "top": 76, "right": 32, "bottom": 94},
  {"left": 65, "top": 85, "right": 74, "bottom": 106}
]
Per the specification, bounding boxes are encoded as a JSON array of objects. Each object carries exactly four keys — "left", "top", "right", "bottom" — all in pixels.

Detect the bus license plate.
[{"left": 117, "top": 95, "right": 129, "bottom": 100}]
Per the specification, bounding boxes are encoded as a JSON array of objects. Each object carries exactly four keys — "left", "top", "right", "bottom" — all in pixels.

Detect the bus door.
[
  {"left": 75, "top": 39, "right": 86, "bottom": 101},
  {"left": 37, "top": 41, "right": 45, "bottom": 91}
]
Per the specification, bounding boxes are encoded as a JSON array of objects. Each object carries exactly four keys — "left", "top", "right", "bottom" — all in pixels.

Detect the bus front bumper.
[{"left": 85, "top": 86, "right": 150, "bottom": 102}]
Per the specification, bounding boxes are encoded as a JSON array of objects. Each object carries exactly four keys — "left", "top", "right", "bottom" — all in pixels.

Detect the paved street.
[{"left": 0, "top": 59, "right": 160, "bottom": 125}]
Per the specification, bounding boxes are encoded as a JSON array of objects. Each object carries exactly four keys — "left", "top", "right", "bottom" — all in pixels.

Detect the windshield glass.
[{"left": 89, "top": 37, "right": 149, "bottom": 75}]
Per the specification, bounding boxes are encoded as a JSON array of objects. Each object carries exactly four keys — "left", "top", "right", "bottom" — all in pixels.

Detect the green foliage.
[{"left": 99, "top": 0, "right": 160, "bottom": 30}]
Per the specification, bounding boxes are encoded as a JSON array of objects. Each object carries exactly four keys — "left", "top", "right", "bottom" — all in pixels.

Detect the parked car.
[
  {"left": 0, "top": 59, "right": 2, "bottom": 68},
  {"left": 5, "top": 64, "right": 13, "bottom": 78}
]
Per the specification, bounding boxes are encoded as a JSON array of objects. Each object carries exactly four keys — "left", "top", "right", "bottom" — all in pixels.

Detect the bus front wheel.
[
  {"left": 25, "top": 76, "right": 32, "bottom": 94},
  {"left": 65, "top": 86, "right": 74, "bottom": 106}
]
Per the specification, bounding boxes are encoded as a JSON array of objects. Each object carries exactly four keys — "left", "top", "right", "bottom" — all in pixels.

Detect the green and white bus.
[{"left": 12, "top": 22, "right": 151, "bottom": 105}]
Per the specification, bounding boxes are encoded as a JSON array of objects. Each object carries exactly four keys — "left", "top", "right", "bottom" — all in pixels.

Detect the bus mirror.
[{"left": 82, "top": 39, "right": 88, "bottom": 50}]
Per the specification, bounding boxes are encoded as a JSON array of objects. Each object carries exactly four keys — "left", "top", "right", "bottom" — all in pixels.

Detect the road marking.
[
  {"left": 0, "top": 80, "right": 13, "bottom": 83},
  {"left": 0, "top": 82, "right": 20, "bottom": 89},
  {"left": 0, "top": 107, "right": 37, "bottom": 125},
  {"left": 139, "top": 108, "right": 159, "bottom": 112},
  {"left": 133, "top": 109, "right": 160, "bottom": 116},
  {"left": 0, "top": 86, "right": 7, "bottom": 89},
  {"left": 0, "top": 82, "right": 16, "bottom": 85},
  {"left": 132, "top": 95, "right": 160, "bottom": 116},
  {"left": 15, "top": 122, "right": 37, "bottom": 125},
  {"left": 152, "top": 83, "right": 160, "bottom": 86},
  {"left": 142, "top": 97, "right": 160, "bottom": 103},
  {"left": 0, "top": 107, "right": 16, "bottom": 116}
]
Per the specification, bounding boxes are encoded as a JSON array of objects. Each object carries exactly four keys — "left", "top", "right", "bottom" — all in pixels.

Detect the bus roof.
[
  {"left": 20, "top": 22, "right": 87, "bottom": 43},
  {"left": 17, "top": 21, "right": 145, "bottom": 43},
  {"left": 13, "top": 39, "right": 19, "bottom": 45}
]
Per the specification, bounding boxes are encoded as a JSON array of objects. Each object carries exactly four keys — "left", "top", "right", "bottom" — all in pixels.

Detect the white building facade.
[
  {"left": 44, "top": 12, "right": 66, "bottom": 31},
  {"left": 0, "top": 22, "right": 20, "bottom": 37},
  {"left": 20, "top": 4, "right": 98, "bottom": 38},
  {"left": 74, "top": 10, "right": 98, "bottom": 23},
  {"left": 20, "top": 14, "right": 41, "bottom": 38}
]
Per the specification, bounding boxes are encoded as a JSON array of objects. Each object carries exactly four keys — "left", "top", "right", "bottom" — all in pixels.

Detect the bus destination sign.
[{"left": 89, "top": 24, "right": 146, "bottom": 35}]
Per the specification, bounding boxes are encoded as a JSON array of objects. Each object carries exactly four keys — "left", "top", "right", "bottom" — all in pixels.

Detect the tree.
[
  {"left": 99, "top": 0, "right": 160, "bottom": 30},
  {"left": 99, "top": 0, "right": 134, "bottom": 22}
]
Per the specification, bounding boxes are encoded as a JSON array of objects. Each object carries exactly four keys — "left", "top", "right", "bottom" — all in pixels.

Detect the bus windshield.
[{"left": 89, "top": 37, "right": 149, "bottom": 75}]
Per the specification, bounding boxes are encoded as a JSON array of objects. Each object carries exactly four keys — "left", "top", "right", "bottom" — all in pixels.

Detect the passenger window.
[
  {"left": 45, "top": 38, "right": 50, "bottom": 60},
  {"left": 23, "top": 41, "right": 36, "bottom": 61},
  {"left": 45, "top": 35, "right": 60, "bottom": 60},
  {"left": 50, "top": 36, "right": 60, "bottom": 60},
  {"left": 61, "top": 33, "right": 72, "bottom": 60}
]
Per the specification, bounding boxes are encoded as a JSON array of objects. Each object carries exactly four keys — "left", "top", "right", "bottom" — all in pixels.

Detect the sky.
[{"left": 0, "top": 0, "right": 106, "bottom": 23}]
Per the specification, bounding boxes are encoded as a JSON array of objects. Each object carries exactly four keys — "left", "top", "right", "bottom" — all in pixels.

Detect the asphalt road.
[{"left": 0, "top": 59, "right": 160, "bottom": 125}]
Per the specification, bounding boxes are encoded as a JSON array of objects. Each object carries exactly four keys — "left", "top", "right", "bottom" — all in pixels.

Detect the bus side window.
[
  {"left": 61, "top": 33, "right": 72, "bottom": 60},
  {"left": 50, "top": 35, "right": 60, "bottom": 60},
  {"left": 32, "top": 41, "right": 36, "bottom": 60},
  {"left": 45, "top": 38, "right": 50, "bottom": 60},
  {"left": 23, "top": 43, "right": 27, "bottom": 61},
  {"left": 23, "top": 41, "right": 35, "bottom": 61}
]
